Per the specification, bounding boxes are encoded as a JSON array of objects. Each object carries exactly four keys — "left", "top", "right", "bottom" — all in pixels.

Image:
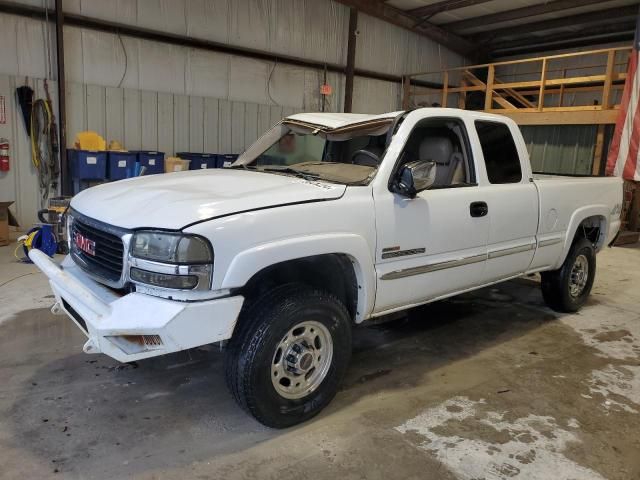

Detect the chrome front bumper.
[{"left": 29, "top": 250, "right": 244, "bottom": 363}]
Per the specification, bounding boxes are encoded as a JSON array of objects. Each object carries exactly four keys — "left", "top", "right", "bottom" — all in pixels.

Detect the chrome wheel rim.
[
  {"left": 271, "top": 320, "right": 333, "bottom": 400},
  {"left": 569, "top": 254, "right": 589, "bottom": 297}
]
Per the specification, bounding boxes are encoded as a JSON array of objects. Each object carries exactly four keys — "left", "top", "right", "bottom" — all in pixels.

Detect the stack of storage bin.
[
  {"left": 217, "top": 154, "right": 239, "bottom": 168},
  {"left": 68, "top": 149, "right": 108, "bottom": 194},
  {"left": 134, "top": 151, "right": 165, "bottom": 175},
  {"left": 176, "top": 153, "right": 218, "bottom": 170},
  {"left": 107, "top": 151, "right": 137, "bottom": 180},
  {"left": 68, "top": 147, "right": 244, "bottom": 193}
]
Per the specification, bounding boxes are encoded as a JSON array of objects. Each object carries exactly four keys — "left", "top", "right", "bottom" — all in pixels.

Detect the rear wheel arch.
[
  {"left": 559, "top": 209, "right": 609, "bottom": 267},
  {"left": 572, "top": 215, "right": 607, "bottom": 249}
]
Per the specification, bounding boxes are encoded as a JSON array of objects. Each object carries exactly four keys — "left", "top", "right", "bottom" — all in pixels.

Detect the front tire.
[
  {"left": 224, "top": 284, "right": 352, "bottom": 428},
  {"left": 541, "top": 238, "right": 596, "bottom": 313}
]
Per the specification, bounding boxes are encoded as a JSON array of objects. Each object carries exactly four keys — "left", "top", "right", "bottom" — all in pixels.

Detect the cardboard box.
[{"left": 0, "top": 201, "right": 14, "bottom": 246}]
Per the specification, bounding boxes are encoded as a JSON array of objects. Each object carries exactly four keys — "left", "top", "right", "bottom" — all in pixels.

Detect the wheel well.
[
  {"left": 238, "top": 254, "right": 359, "bottom": 321},
  {"left": 573, "top": 215, "right": 606, "bottom": 248}
]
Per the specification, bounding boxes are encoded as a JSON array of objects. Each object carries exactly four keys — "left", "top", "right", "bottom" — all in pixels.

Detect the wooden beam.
[
  {"left": 495, "top": 109, "right": 618, "bottom": 125},
  {"left": 446, "top": 0, "right": 614, "bottom": 32},
  {"left": 441, "top": 71, "right": 449, "bottom": 107},
  {"left": 407, "top": 47, "right": 631, "bottom": 77},
  {"left": 448, "top": 85, "right": 485, "bottom": 93},
  {"left": 592, "top": 124, "right": 606, "bottom": 175},
  {"left": 601, "top": 50, "right": 616, "bottom": 110},
  {"left": 332, "top": 0, "right": 477, "bottom": 57},
  {"left": 474, "top": 5, "right": 639, "bottom": 43},
  {"left": 484, "top": 65, "right": 494, "bottom": 110},
  {"left": 538, "top": 59, "right": 547, "bottom": 111},
  {"left": 344, "top": 7, "right": 358, "bottom": 113},
  {"left": 458, "top": 78, "right": 467, "bottom": 109},
  {"left": 409, "top": 0, "right": 492, "bottom": 19},
  {"left": 513, "top": 84, "right": 624, "bottom": 96},
  {"left": 559, "top": 69, "right": 566, "bottom": 107}
]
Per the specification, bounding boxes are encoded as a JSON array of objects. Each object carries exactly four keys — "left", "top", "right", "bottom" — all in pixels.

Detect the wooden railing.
[{"left": 402, "top": 47, "right": 633, "bottom": 126}]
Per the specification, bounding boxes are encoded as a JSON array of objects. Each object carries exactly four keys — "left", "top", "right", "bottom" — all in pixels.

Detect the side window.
[
  {"left": 399, "top": 118, "right": 474, "bottom": 188},
  {"left": 475, "top": 121, "right": 522, "bottom": 184}
]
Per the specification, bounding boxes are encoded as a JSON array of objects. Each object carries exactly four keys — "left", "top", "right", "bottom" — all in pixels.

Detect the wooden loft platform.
[{"left": 402, "top": 47, "right": 633, "bottom": 126}]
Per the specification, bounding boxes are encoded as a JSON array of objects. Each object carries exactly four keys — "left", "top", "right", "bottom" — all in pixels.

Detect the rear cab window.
[{"left": 474, "top": 121, "right": 522, "bottom": 184}]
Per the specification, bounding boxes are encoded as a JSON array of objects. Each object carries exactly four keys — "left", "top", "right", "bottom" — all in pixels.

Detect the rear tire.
[
  {"left": 224, "top": 283, "right": 352, "bottom": 428},
  {"left": 541, "top": 238, "right": 596, "bottom": 313}
]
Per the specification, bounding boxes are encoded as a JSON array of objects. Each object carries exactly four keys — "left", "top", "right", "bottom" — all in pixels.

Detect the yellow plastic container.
[{"left": 164, "top": 156, "right": 191, "bottom": 173}]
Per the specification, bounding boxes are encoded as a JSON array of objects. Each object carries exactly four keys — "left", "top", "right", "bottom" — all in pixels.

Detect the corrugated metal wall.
[
  {"left": 65, "top": 82, "right": 299, "bottom": 156},
  {"left": 0, "top": 0, "right": 468, "bottom": 227},
  {"left": 521, "top": 125, "right": 597, "bottom": 175}
]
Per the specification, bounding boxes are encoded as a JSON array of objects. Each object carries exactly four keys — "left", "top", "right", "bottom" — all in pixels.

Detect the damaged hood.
[{"left": 70, "top": 169, "right": 346, "bottom": 230}]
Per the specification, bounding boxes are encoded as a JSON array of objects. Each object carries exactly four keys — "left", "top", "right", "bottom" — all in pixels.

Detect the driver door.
[{"left": 372, "top": 117, "right": 489, "bottom": 314}]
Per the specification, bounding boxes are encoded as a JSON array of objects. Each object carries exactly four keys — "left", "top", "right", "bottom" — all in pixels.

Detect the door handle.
[{"left": 470, "top": 201, "right": 488, "bottom": 217}]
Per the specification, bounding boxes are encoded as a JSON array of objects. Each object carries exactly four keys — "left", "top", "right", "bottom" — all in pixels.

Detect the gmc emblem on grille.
[{"left": 74, "top": 231, "right": 96, "bottom": 256}]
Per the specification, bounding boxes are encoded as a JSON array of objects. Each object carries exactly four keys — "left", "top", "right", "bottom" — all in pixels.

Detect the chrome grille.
[{"left": 71, "top": 216, "right": 125, "bottom": 282}]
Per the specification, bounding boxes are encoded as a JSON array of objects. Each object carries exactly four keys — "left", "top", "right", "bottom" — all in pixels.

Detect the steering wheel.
[{"left": 350, "top": 149, "right": 381, "bottom": 167}]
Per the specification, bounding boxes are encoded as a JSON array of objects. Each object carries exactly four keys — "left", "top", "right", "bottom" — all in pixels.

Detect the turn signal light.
[{"left": 130, "top": 267, "right": 198, "bottom": 289}]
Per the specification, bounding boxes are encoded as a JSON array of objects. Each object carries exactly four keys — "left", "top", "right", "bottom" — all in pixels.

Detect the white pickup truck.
[{"left": 30, "top": 108, "right": 622, "bottom": 428}]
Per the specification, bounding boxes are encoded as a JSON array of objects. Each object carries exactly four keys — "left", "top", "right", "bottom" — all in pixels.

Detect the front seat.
[
  {"left": 351, "top": 140, "right": 384, "bottom": 167},
  {"left": 418, "top": 135, "right": 462, "bottom": 186}
]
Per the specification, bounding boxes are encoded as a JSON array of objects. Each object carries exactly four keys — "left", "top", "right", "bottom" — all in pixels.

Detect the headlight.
[
  {"left": 131, "top": 231, "right": 213, "bottom": 264},
  {"left": 129, "top": 231, "right": 213, "bottom": 291}
]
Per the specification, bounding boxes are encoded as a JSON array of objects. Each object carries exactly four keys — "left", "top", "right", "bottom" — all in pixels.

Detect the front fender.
[{"left": 221, "top": 233, "right": 376, "bottom": 322}]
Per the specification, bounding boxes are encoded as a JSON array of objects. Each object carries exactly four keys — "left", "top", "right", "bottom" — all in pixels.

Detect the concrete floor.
[{"left": 0, "top": 241, "right": 639, "bottom": 480}]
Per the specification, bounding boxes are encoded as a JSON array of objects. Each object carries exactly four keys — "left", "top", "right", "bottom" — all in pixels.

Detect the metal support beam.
[
  {"left": 54, "top": 0, "right": 68, "bottom": 195},
  {"left": 490, "top": 33, "right": 636, "bottom": 57},
  {"left": 344, "top": 8, "right": 358, "bottom": 113},
  {"left": 445, "top": 0, "right": 614, "bottom": 32},
  {"left": 474, "top": 5, "right": 639, "bottom": 43},
  {"left": 333, "top": 0, "right": 478, "bottom": 58},
  {"left": 409, "top": 0, "right": 492, "bottom": 19},
  {"left": 488, "top": 21, "right": 637, "bottom": 56}
]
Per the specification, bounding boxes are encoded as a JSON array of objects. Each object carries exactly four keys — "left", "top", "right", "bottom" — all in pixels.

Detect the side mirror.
[{"left": 394, "top": 160, "right": 437, "bottom": 198}]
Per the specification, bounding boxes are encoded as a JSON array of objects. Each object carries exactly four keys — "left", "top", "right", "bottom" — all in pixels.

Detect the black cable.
[
  {"left": 267, "top": 58, "right": 279, "bottom": 106},
  {"left": 117, "top": 32, "right": 128, "bottom": 88}
]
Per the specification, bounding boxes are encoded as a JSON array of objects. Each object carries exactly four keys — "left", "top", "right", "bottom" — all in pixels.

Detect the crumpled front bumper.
[{"left": 29, "top": 250, "right": 244, "bottom": 363}]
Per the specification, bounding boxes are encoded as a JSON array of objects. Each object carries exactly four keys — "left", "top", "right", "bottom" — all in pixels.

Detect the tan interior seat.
[{"left": 418, "top": 136, "right": 463, "bottom": 187}]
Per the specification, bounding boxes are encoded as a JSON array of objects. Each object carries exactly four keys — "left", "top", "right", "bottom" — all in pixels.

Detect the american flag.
[{"left": 606, "top": 7, "right": 640, "bottom": 180}]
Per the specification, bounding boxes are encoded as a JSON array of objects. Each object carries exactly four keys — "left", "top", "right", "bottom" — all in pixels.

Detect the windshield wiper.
[
  {"left": 259, "top": 166, "right": 322, "bottom": 181},
  {"left": 229, "top": 164, "right": 257, "bottom": 170},
  {"left": 228, "top": 164, "right": 319, "bottom": 181}
]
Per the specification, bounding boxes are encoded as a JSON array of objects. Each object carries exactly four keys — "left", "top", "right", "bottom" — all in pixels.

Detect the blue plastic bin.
[
  {"left": 107, "top": 151, "right": 137, "bottom": 180},
  {"left": 68, "top": 149, "right": 108, "bottom": 180},
  {"left": 217, "top": 154, "right": 239, "bottom": 168},
  {"left": 176, "top": 152, "right": 218, "bottom": 170},
  {"left": 134, "top": 151, "right": 165, "bottom": 175}
]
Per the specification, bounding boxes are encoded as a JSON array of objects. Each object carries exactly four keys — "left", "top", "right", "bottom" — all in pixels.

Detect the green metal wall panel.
[{"left": 520, "top": 125, "right": 597, "bottom": 175}]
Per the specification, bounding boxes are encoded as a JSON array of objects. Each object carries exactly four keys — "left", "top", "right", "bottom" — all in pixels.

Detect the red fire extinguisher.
[{"left": 0, "top": 138, "right": 9, "bottom": 172}]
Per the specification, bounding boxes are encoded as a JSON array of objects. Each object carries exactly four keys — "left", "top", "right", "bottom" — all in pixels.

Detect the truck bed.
[{"left": 533, "top": 173, "right": 622, "bottom": 259}]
